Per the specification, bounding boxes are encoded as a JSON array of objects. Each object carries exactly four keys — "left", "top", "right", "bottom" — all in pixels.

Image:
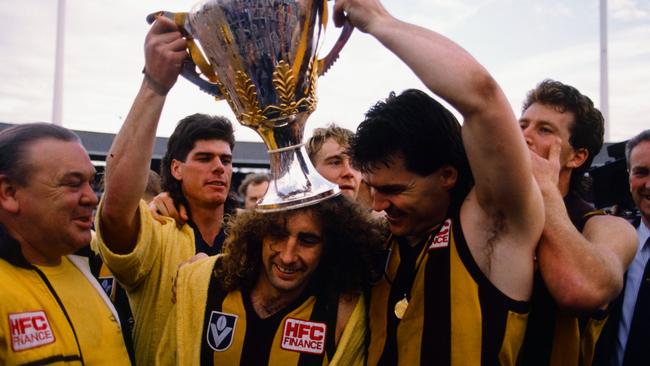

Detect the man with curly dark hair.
[
  {"left": 518, "top": 79, "right": 636, "bottom": 366},
  {"left": 156, "top": 195, "right": 385, "bottom": 365}
]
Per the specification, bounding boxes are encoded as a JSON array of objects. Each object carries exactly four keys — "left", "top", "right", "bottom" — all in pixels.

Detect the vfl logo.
[
  {"left": 428, "top": 219, "right": 452, "bottom": 250},
  {"left": 206, "top": 311, "right": 237, "bottom": 352},
  {"left": 99, "top": 276, "right": 116, "bottom": 300},
  {"left": 9, "top": 311, "right": 56, "bottom": 351},
  {"left": 281, "top": 318, "right": 326, "bottom": 355}
]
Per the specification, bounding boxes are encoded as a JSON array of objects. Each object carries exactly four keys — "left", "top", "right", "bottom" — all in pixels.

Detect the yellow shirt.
[
  {"left": 156, "top": 256, "right": 367, "bottom": 366},
  {"left": 36, "top": 258, "right": 130, "bottom": 365},
  {"left": 0, "top": 255, "right": 130, "bottom": 365},
  {"left": 95, "top": 199, "right": 197, "bottom": 366}
]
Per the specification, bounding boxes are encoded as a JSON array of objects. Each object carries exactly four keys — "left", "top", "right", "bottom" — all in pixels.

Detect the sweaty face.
[
  {"left": 259, "top": 210, "right": 323, "bottom": 297},
  {"left": 519, "top": 102, "right": 577, "bottom": 166},
  {"left": 629, "top": 140, "right": 650, "bottom": 225},
  {"left": 313, "top": 139, "right": 362, "bottom": 199},
  {"left": 244, "top": 181, "right": 269, "bottom": 209},
  {"left": 172, "top": 139, "right": 232, "bottom": 208},
  {"left": 364, "top": 156, "right": 451, "bottom": 238},
  {"left": 13, "top": 139, "right": 98, "bottom": 257}
]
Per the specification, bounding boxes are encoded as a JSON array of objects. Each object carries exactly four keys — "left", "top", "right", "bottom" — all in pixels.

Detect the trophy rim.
[{"left": 254, "top": 189, "right": 341, "bottom": 213}]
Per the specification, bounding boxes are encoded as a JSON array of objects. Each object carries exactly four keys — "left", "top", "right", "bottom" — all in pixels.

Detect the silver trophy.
[{"left": 148, "top": 0, "right": 353, "bottom": 212}]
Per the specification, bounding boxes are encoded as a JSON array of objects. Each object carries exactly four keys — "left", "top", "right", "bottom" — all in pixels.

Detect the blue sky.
[{"left": 1, "top": 0, "right": 648, "bottom": 143}]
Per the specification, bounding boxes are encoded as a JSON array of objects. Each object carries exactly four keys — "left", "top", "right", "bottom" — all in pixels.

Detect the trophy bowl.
[{"left": 148, "top": 0, "right": 353, "bottom": 212}]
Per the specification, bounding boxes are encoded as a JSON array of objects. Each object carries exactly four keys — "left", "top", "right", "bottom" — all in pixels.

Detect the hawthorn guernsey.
[
  {"left": 9, "top": 311, "right": 55, "bottom": 351},
  {"left": 428, "top": 219, "right": 451, "bottom": 250},
  {"left": 281, "top": 319, "right": 327, "bottom": 354}
]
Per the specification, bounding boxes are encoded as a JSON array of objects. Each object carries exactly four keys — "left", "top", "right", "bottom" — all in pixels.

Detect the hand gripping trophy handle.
[
  {"left": 146, "top": 9, "right": 353, "bottom": 97},
  {"left": 146, "top": 11, "right": 224, "bottom": 98},
  {"left": 146, "top": 0, "right": 354, "bottom": 212}
]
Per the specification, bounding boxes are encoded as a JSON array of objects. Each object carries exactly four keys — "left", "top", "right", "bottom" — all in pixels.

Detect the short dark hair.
[
  {"left": 626, "top": 129, "right": 650, "bottom": 167},
  {"left": 522, "top": 79, "right": 604, "bottom": 192},
  {"left": 237, "top": 173, "right": 271, "bottom": 198},
  {"left": 215, "top": 195, "right": 386, "bottom": 298},
  {"left": 0, "top": 123, "right": 80, "bottom": 186},
  {"left": 306, "top": 124, "right": 355, "bottom": 162},
  {"left": 161, "top": 114, "right": 235, "bottom": 210},
  {"left": 349, "top": 89, "right": 473, "bottom": 210}
]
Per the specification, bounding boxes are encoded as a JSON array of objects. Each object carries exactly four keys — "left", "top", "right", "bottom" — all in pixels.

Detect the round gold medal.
[{"left": 394, "top": 297, "right": 409, "bottom": 319}]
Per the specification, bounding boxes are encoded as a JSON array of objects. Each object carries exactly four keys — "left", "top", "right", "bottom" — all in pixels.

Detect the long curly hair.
[{"left": 214, "top": 195, "right": 387, "bottom": 298}]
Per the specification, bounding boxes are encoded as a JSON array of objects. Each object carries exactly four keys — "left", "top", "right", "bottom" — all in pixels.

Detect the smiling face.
[
  {"left": 629, "top": 140, "right": 650, "bottom": 225},
  {"left": 10, "top": 139, "right": 98, "bottom": 258},
  {"left": 364, "top": 156, "right": 454, "bottom": 238},
  {"left": 258, "top": 209, "right": 324, "bottom": 298},
  {"left": 171, "top": 139, "right": 232, "bottom": 208},
  {"left": 312, "top": 138, "right": 362, "bottom": 199}
]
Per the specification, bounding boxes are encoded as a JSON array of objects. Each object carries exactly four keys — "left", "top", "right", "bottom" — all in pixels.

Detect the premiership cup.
[{"left": 148, "top": 0, "right": 353, "bottom": 212}]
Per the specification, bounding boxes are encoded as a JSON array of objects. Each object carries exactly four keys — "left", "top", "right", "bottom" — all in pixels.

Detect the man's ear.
[
  {"left": 439, "top": 165, "right": 458, "bottom": 191},
  {"left": 566, "top": 147, "right": 589, "bottom": 169},
  {"left": 170, "top": 159, "right": 183, "bottom": 181},
  {"left": 0, "top": 175, "right": 20, "bottom": 214}
]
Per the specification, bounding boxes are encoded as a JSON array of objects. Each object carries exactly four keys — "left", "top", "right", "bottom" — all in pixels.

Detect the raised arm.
[
  {"left": 100, "top": 17, "right": 187, "bottom": 253},
  {"left": 333, "top": 0, "right": 541, "bottom": 223}
]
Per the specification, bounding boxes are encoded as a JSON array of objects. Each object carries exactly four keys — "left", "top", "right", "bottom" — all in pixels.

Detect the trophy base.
[{"left": 253, "top": 141, "right": 341, "bottom": 213}]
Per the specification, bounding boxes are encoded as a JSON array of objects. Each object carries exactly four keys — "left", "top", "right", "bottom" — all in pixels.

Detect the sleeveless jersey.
[
  {"left": 520, "top": 191, "right": 608, "bottom": 366},
  {"left": 368, "top": 213, "right": 530, "bottom": 365},
  {"left": 199, "top": 280, "right": 338, "bottom": 366}
]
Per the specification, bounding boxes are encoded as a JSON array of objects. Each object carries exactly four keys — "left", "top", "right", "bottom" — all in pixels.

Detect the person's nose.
[
  {"left": 212, "top": 158, "right": 225, "bottom": 174},
  {"left": 521, "top": 125, "right": 534, "bottom": 147},
  {"left": 277, "top": 237, "right": 298, "bottom": 265},
  {"left": 81, "top": 182, "right": 98, "bottom": 206},
  {"left": 372, "top": 190, "right": 390, "bottom": 212}
]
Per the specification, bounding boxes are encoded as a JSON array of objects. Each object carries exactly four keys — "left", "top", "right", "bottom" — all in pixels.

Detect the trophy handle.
[
  {"left": 317, "top": 21, "right": 354, "bottom": 76},
  {"left": 146, "top": 11, "right": 224, "bottom": 98}
]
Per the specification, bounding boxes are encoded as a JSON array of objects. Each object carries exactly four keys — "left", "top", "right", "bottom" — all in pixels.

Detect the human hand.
[
  {"left": 530, "top": 137, "right": 562, "bottom": 192},
  {"left": 149, "top": 192, "right": 188, "bottom": 226},
  {"left": 171, "top": 253, "right": 208, "bottom": 303},
  {"left": 333, "top": 0, "right": 391, "bottom": 33},
  {"left": 143, "top": 16, "right": 188, "bottom": 95}
]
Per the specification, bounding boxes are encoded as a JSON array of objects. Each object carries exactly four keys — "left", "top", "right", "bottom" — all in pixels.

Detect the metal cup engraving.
[{"left": 150, "top": 0, "right": 352, "bottom": 212}]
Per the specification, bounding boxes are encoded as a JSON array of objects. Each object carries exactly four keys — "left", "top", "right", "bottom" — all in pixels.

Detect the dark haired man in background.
[
  {"left": 238, "top": 173, "right": 270, "bottom": 210},
  {"left": 518, "top": 79, "right": 636, "bottom": 366},
  {"left": 94, "top": 17, "right": 236, "bottom": 366},
  {"left": 335, "top": 0, "right": 544, "bottom": 364}
]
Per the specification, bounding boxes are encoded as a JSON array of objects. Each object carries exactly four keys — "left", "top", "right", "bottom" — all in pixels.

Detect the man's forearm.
[
  {"left": 370, "top": 14, "right": 537, "bottom": 219},
  {"left": 537, "top": 184, "right": 622, "bottom": 310},
  {"left": 101, "top": 79, "right": 166, "bottom": 249},
  {"left": 366, "top": 17, "right": 494, "bottom": 117}
]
